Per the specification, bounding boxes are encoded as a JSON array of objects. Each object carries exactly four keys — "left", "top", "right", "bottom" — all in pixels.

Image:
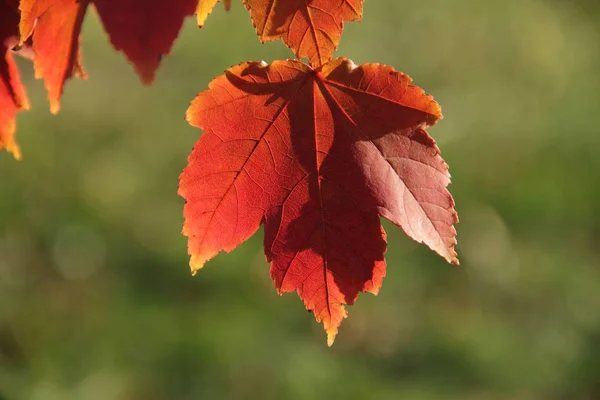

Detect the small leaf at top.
[{"left": 244, "top": 0, "right": 363, "bottom": 67}]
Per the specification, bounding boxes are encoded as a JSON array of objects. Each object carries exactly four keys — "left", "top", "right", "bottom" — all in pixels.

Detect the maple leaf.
[
  {"left": 244, "top": 0, "right": 363, "bottom": 67},
  {"left": 0, "top": 0, "right": 29, "bottom": 159},
  {"left": 18, "top": 0, "right": 202, "bottom": 113},
  {"left": 180, "top": 58, "right": 458, "bottom": 345}
]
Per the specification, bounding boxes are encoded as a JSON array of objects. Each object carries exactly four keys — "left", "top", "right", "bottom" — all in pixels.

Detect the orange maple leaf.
[{"left": 180, "top": 58, "right": 458, "bottom": 345}]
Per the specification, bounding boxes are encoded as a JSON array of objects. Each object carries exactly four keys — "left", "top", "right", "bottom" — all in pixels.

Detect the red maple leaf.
[
  {"left": 179, "top": 58, "right": 458, "bottom": 345},
  {"left": 18, "top": 0, "right": 202, "bottom": 113},
  {"left": 244, "top": 0, "right": 363, "bottom": 67},
  {"left": 0, "top": 0, "right": 29, "bottom": 159}
]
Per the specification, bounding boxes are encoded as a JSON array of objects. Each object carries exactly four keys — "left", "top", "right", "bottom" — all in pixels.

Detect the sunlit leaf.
[{"left": 180, "top": 58, "right": 458, "bottom": 345}]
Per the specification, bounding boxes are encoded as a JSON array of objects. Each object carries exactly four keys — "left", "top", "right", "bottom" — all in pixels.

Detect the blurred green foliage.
[{"left": 1, "top": 1, "right": 600, "bottom": 399}]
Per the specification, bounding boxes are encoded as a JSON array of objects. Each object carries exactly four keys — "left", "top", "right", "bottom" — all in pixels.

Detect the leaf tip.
[
  {"left": 326, "top": 330, "right": 336, "bottom": 347},
  {"left": 189, "top": 254, "right": 208, "bottom": 275},
  {"left": 196, "top": 14, "right": 208, "bottom": 28},
  {"left": 139, "top": 70, "right": 156, "bottom": 85},
  {"left": 322, "top": 306, "right": 348, "bottom": 347},
  {"left": 49, "top": 100, "right": 61, "bottom": 115},
  {"left": 442, "top": 241, "right": 459, "bottom": 266},
  {"left": 11, "top": 145, "right": 22, "bottom": 160},
  {"left": 325, "top": 317, "right": 342, "bottom": 347},
  {"left": 1, "top": 134, "right": 22, "bottom": 160},
  {"left": 20, "top": 97, "right": 31, "bottom": 112}
]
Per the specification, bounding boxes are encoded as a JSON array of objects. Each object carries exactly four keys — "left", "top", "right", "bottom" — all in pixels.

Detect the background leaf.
[
  {"left": 18, "top": 0, "right": 199, "bottom": 112},
  {"left": 0, "top": 0, "right": 29, "bottom": 158}
]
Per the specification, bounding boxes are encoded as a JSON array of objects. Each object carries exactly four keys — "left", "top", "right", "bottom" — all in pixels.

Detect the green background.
[{"left": 2, "top": 0, "right": 600, "bottom": 399}]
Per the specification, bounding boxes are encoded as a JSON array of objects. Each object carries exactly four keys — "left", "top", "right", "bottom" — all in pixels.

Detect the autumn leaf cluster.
[{"left": 0, "top": 0, "right": 458, "bottom": 345}]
